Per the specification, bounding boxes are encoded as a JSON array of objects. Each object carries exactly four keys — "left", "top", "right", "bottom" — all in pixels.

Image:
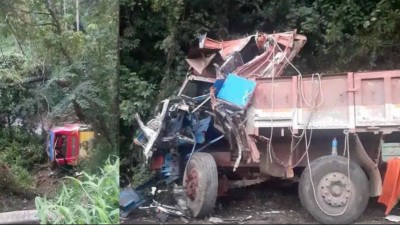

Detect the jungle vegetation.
[{"left": 0, "top": 0, "right": 119, "bottom": 220}]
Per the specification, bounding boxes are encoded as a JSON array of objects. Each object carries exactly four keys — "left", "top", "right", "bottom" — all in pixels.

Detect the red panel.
[{"left": 150, "top": 154, "right": 164, "bottom": 170}]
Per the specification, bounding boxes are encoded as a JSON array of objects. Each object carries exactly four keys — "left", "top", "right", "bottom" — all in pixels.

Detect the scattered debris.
[
  {"left": 151, "top": 187, "right": 157, "bottom": 195},
  {"left": 263, "top": 210, "right": 284, "bottom": 214},
  {"left": 152, "top": 200, "right": 185, "bottom": 217},
  {"left": 180, "top": 216, "right": 189, "bottom": 223},
  {"left": 138, "top": 199, "right": 186, "bottom": 223},
  {"left": 156, "top": 211, "right": 169, "bottom": 223},
  {"left": 73, "top": 171, "right": 83, "bottom": 177},
  {"left": 244, "top": 215, "right": 252, "bottom": 221},
  {"left": 209, "top": 216, "right": 224, "bottom": 224},
  {"left": 119, "top": 175, "right": 162, "bottom": 217},
  {"left": 385, "top": 215, "right": 400, "bottom": 222},
  {"left": 173, "top": 185, "right": 188, "bottom": 213}
]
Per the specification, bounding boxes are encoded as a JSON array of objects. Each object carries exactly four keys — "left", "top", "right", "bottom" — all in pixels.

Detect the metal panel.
[
  {"left": 251, "top": 70, "right": 400, "bottom": 131},
  {"left": 251, "top": 77, "right": 294, "bottom": 128},
  {"left": 354, "top": 70, "right": 400, "bottom": 126},
  {"left": 296, "top": 75, "right": 352, "bottom": 129},
  {"left": 252, "top": 74, "right": 354, "bottom": 129},
  {"left": 391, "top": 77, "right": 400, "bottom": 122}
]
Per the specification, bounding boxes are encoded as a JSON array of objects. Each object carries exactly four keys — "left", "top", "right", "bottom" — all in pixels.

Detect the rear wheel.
[
  {"left": 299, "top": 155, "right": 369, "bottom": 224},
  {"left": 183, "top": 152, "right": 218, "bottom": 218}
]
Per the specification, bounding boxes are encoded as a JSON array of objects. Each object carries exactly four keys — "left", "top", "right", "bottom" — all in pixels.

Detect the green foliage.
[
  {"left": 0, "top": 128, "right": 44, "bottom": 193},
  {"left": 119, "top": 66, "right": 156, "bottom": 125},
  {"left": 0, "top": 1, "right": 119, "bottom": 198},
  {"left": 130, "top": 164, "right": 152, "bottom": 188},
  {"left": 0, "top": 164, "right": 34, "bottom": 194},
  {"left": 35, "top": 157, "right": 119, "bottom": 224},
  {"left": 0, "top": 0, "right": 119, "bottom": 149},
  {"left": 0, "top": 130, "right": 44, "bottom": 170},
  {"left": 77, "top": 139, "right": 118, "bottom": 174}
]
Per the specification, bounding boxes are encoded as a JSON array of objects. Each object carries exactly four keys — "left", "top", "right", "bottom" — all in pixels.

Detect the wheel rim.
[
  {"left": 185, "top": 168, "right": 199, "bottom": 201},
  {"left": 317, "top": 172, "right": 352, "bottom": 211}
]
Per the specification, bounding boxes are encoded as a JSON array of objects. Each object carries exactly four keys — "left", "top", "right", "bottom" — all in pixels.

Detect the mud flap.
[{"left": 353, "top": 134, "right": 382, "bottom": 197}]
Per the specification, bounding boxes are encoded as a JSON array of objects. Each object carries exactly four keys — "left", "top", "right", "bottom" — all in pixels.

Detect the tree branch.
[{"left": 43, "top": 0, "right": 73, "bottom": 65}]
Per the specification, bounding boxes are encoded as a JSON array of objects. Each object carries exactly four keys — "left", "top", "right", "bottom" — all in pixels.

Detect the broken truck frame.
[{"left": 125, "top": 30, "right": 400, "bottom": 224}]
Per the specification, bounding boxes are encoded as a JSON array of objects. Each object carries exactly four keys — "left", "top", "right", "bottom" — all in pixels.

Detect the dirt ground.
[
  {"left": 0, "top": 165, "right": 61, "bottom": 213},
  {"left": 122, "top": 181, "right": 399, "bottom": 224}
]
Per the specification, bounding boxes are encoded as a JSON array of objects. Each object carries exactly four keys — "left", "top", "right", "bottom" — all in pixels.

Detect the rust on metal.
[{"left": 186, "top": 168, "right": 199, "bottom": 201}]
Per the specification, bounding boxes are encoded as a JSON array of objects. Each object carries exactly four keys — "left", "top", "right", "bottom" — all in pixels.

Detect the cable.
[
  {"left": 262, "top": 36, "right": 278, "bottom": 163},
  {"left": 274, "top": 42, "right": 324, "bottom": 168},
  {"left": 269, "top": 35, "right": 352, "bottom": 216}
]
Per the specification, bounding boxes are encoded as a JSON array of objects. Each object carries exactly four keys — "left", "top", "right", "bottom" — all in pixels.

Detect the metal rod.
[{"left": 195, "top": 135, "right": 224, "bottom": 152}]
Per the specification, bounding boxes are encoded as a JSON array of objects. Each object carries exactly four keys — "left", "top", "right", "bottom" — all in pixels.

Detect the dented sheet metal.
[
  {"left": 135, "top": 99, "right": 170, "bottom": 160},
  {"left": 199, "top": 34, "right": 252, "bottom": 60},
  {"left": 134, "top": 29, "right": 307, "bottom": 176},
  {"left": 185, "top": 53, "right": 216, "bottom": 75},
  {"left": 188, "top": 30, "right": 307, "bottom": 80},
  {"left": 234, "top": 31, "right": 306, "bottom": 78}
]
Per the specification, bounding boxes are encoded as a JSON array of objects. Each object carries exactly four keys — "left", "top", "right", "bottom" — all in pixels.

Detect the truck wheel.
[
  {"left": 183, "top": 152, "right": 218, "bottom": 218},
  {"left": 299, "top": 155, "right": 369, "bottom": 224}
]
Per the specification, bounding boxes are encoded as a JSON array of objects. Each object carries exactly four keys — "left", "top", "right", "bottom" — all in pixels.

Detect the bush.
[
  {"left": 0, "top": 164, "right": 34, "bottom": 194},
  {"left": 0, "top": 129, "right": 45, "bottom": 170},
  {"left": 35, "top": 156, "right": 119, "bottom": 224},
  {"left": 130, "top": 165, "right": 152, "bottom": 188},
  {"left": 0, "top": 129, "right": 44, "bottom": 194},
  {"left": 77, "top": 139, "right": 114, "bottom": 174}
]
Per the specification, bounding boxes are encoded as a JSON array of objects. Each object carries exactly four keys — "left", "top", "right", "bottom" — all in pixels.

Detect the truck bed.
[{"left": 248, "top": 70, "right": 400, "bottom": 133}]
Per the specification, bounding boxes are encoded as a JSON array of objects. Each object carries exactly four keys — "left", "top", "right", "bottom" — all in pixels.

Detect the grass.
[{"left": 35, "top": 156, "right": 119, "bottom": 224}]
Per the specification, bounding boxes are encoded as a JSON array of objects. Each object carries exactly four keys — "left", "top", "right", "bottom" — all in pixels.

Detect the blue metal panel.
[
  {"left": 49, "top": 131, "right": 54, "bottom": 161},
  {"left": 161, "top": 153, "right": 180, "bottom": 184},
  {"left": 192, "top": 116, "right": 211, "bottom": 144},
  {"left": 119, "top": 187, "right": 145, "bottom": 210},
  {"left": 216, "top": 73, "right": 256, "bottom": 108}
]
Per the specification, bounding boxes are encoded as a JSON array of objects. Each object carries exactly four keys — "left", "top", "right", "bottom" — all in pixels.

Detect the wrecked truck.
[{"left": 126, "top": 30, "right": 400, "bottom": 224}]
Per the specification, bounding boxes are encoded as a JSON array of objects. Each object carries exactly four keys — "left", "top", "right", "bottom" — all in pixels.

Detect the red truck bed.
[{"left": 248, "top": 70, "right": 400, "bottom": 134}]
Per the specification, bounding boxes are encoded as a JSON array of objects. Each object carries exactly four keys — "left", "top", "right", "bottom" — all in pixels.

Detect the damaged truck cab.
[
  {"left": 47, "top": 124, "right": 94, "bottom": 168},
  {"left": 127, "top": 30, "right": 400, "bottom": 224}
]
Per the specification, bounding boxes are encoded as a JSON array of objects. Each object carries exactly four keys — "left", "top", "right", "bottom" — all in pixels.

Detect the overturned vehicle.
[{"left": 123, "top": 30, "right": 400, "bottom": 224}]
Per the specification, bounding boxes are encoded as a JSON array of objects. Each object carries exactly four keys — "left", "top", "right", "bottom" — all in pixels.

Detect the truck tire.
[
  {"left": 299, "top": 155, "right": 369, "bottom": 224},
  {"left": 183, "top": 152, "right": 218, "bottom": 218}
]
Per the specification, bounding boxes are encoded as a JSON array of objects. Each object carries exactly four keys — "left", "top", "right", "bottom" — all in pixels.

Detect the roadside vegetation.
[
  {"left": 0, "top": 0, "right": 119, "bottom": 218},
  {"left": 35, "top": 157, "right": 119, "bottom": 224}
]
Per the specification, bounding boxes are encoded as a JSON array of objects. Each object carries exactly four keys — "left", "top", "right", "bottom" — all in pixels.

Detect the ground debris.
[
  {"left": 262, "top": 210, "right": 284, "bottom": 214},
  {"left": 385, "top": 215, "right": 400, "bottom": 222},
  {"left": 156, "top": 211, "right": 169, "bottom": 224},
  {"left": 180, "top": 217, "right": 189, "bottom": 223},
  {"left": 208, "top": 216, "right": 224, "bottom": 224}
]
